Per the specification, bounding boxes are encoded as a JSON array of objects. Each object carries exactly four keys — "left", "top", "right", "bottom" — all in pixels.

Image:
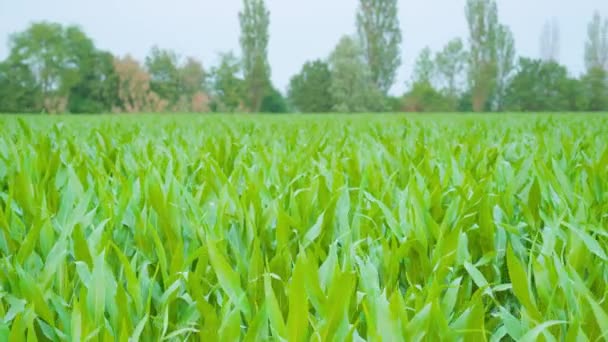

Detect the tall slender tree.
[
  {"left": 411, "top": 47, "right": 435, "bottom": 86},
  {"left": 466, "top": 0, "right": 498, "bottom": 111},
  {"left": 582, "top": 11, "right": 608, "bottom": 111},
  {"left": 465, "top": 0, "right": 515, "bottom": 112},
  {"left": 494, "top": 25, "right": 516, "bottom": 110},
  {"left": 540, "top": 19, "right": 560, "bottom": 62},
  {"left": 356, "top": 0, "right": 402, "bottom": 94},
  {"left": 239, "top": 0, "right": 271, "bottom": 112},
  {"left": 584, "top": 11, "right": 608, "bottom": 72}
]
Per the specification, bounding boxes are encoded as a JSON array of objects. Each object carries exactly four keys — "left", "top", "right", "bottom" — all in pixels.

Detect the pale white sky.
[{"left": 0, "top": 1, "right": 606, "bottom": 95}]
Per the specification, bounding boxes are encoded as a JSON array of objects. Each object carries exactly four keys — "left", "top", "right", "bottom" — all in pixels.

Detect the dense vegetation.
[
  {"left": 1, "top": 0, "right": 607, "bottom": 114},
  {"left": 1, "top": 114, "right": 608, "bottom": 340}
]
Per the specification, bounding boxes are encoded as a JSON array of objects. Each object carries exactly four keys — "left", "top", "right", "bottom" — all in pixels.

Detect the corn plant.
[{"left": 0, "top": 114, "right": 607, "bottom": 341}]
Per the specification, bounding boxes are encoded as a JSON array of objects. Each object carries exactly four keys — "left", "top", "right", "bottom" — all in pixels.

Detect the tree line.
[{"left": 0, "top": 0, "right": 607, "bottom": 114}]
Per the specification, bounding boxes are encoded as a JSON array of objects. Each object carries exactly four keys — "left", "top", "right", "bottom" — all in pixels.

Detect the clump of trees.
[
  {"left": 0, "top": 23, "right": 213, "bottom": 114},
  {"left": 0, "top": 0, "right": 606, "bottom": 114},
  {"left": 395, "top": 1, "right": 607, "bottom": 113},
  {"left": 0, "top": 0, "right": 288, "bottom": 114},
  {"left": 0, "top": 23, "right": 118, "bottom": 114}
]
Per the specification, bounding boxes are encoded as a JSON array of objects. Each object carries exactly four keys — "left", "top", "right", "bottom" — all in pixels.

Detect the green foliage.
[
  {"left": 260, "top": 87, "right": 288, "bottom": 113},
  {"left": 179, "top": 58, "right": 208, "bottom": 100},
  {"left": 8, "top": 22, "right": 67, "bottom": 96},
  {"left": 457, "top": 90, "right": 475, "bottom": 112},
  {"left": 403, "top": 81, "right": 457, "bottom": 112},
  {"left": 2, "top": 114, "right": 608, "bottom": 340},
  {"left": 67, "top": 51, "right": 119, "bottom": 114},
  {"left": 0, "top": 12, "right": 604, "bottom": 115},
  {"left": 0, "top": 58, "right": 41, "bottom": 113},
  {"left": 288, "top": 60, "right": 333, "bottom": 113},
  {"left": 383, "top": 96, "right": 403, "bottom": 112},
  {"left": 580, "top": 67, "right": 608, "bottom": 111}
]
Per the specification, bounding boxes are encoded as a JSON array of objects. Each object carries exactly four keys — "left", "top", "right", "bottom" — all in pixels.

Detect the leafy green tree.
[
  {"left": 465, "top": 0, "right": 515, "bottom": 112},
  {"left": 0, "top": 58, "right": 41, "bottom": 113},
  {"left": 328, "top": 36, "right": 383, "bottom": 112},
  {"left": 179, "top": 58, "right": 207, "bottom": 96},
  {"left": 8, "top": 22, "right": 66, "bottom": 104},
  {"left": 435, "top": 38, "right": 468, "bottom": 98},
  {"left": 584, "top": 11, "right": 608, "bottom": 72},
  {"left": 239, "top": 0, "right": 271, "bottom": 112},
  {"left": 287, "top": 60, "right": 333, "bottom": 113},
  {"left": 404, "top": 48, "right": 456, "bottom": 112},
  {"left": 61, "top": 26, "right": 118, "bottom": 113},
  {"left": 145, "top": 47, "right": 181, "bottom": 107},
  {"left": 504, "top": 58, "right": 582, "bottom": 111},
  {"left": 144, "top": 48, "right": 208, "bottom": 112},
  {"left": 356, "top": 0, "right": 402, "bottom": 94},
  {"left": 6, "top": 22, "right": 116, "bottom": 113},
  {"left": 66, "top": 50, "right": 119, "bottom": 113},
  {"left": 210, "top": 52, "right": 246, "bottom": 112},
  {"left": 177, "top": 57, "right": 209, "bottom": 112}
]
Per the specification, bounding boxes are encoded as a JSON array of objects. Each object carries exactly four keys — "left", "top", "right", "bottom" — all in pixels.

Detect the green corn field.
[{"left": 1, "top": 114, "right": 608, "bottom": 341}]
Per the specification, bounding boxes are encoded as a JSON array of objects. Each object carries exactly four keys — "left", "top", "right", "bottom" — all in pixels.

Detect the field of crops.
[{"left": 1, "top": 114, "right": 608, "bottom": 340}]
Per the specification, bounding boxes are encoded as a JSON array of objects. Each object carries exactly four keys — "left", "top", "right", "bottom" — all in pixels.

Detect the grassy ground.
[{"left": 1, "top": 114, "right": 608, "bottom": 340}]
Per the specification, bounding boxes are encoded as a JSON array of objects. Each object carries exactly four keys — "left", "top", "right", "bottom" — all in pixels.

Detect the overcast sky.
[{"left": 0, "top": 1, "right": 606, "bottom": 95}]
